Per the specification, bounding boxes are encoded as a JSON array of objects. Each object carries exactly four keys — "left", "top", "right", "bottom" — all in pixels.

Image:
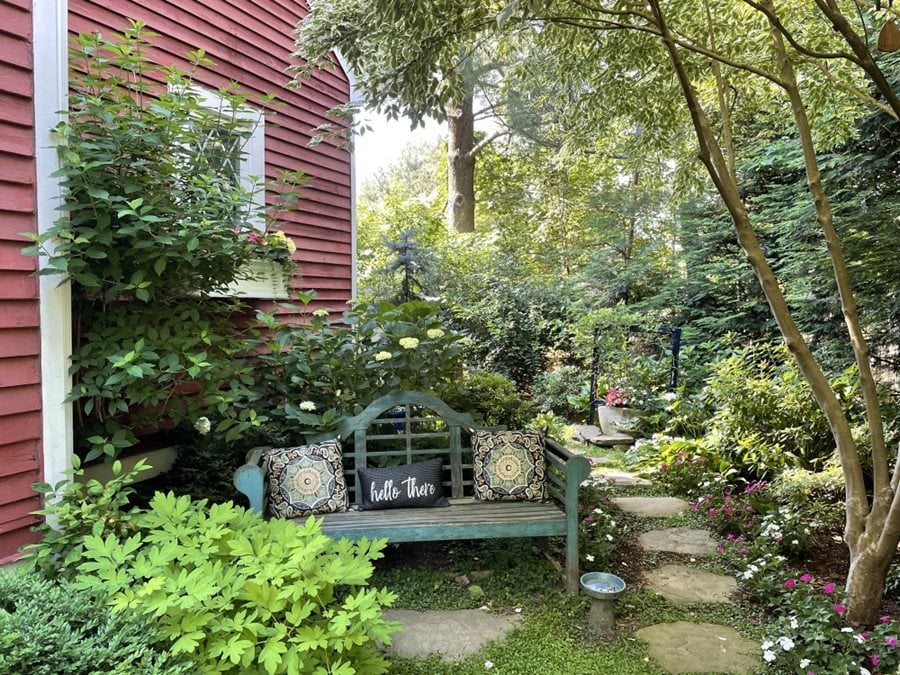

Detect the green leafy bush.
[
  {"left": 22, "top": 22, "right": 305, "bottom": 461},
  {"left": 443, "top": 370, "right": 537, "bottom": 428},
  {"left": 532, "top": 366, "right": 588, "bottom": 420},
  {"left": 0, "top": 571, "right": 191, "bottom": 675},
  {"left": 704, "top": 343, "right": 850, "bottom": 477},
  {"left": 252, "top": 299, "right": 464, "bottom": 425},
  {"left": 22, "top": 457, "right": 147, "bottom": 578},
  {"left": 73, "top": 492, "right": 399, "bottom": 674},
  {"left": 770, "top": 460, "right": 845, "bottom": 532}
]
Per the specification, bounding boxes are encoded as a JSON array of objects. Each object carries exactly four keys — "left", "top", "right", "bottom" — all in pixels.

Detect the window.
[
  {"left": 173, "top": 86, "right": 288, "bottom": 299},
  {"left": 172, "top": 85, "right": 266, "bottom": 230}
]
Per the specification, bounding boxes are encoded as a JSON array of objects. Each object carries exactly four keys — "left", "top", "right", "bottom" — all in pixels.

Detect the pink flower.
[
  {"left": 716, "top": 545, "right": 725, "bottom": 554},
  {"left": 740, "top": 546, "right": 748, "bottom": 553},
  {"left": 881, "top": 615, "right": 891, "bottom": 623},
  {"left": 823, "top": 582, "right": 836, "bottom": 594},
  {"left": 871, "top": 654, "right": 880, "bottom": 667},
  {"left": 723, "top": 507, "right": 734, "bottom": 516},
  {"left": 585, "top": 515, "right": 594, "bottom": 524},
  {"left": 726, "top": 533, "right": 735, "bottom": 541},
  {"left": 852, "top": 621, "right": 860, "bottom": 628},
  {"left": 709, "top": 508, "right": 718, "bottom": 515},
  {"left": 783, "top": 579, "right": 797, "bottom": 589},
  {"left": 799, "top": 573, "right": 813, "bottom": 583},
  {"left": 885, "top": 636, "right": 897, "bottom": 647},
  {"left": 834, "top": 603, "right": 847, "bottom": 616}
]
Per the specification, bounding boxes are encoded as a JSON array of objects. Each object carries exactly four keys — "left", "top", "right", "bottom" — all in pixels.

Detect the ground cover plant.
[{"left": 23, "top": 462, "right": 400, "bottom": 675}]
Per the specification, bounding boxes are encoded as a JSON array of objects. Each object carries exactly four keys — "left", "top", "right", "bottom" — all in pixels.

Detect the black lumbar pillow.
[{"left": 357, "top": 458, "right": 450, "bottom": 510}]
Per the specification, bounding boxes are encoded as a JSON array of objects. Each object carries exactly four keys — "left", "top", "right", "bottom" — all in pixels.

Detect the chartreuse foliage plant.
[{"left": 73, "top": 493, "right": 399, "bottom": 674}]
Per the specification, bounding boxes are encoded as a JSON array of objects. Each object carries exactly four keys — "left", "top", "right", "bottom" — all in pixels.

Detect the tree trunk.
[{"left": 447, "top": 92, "right": 476, "bottom": 233}]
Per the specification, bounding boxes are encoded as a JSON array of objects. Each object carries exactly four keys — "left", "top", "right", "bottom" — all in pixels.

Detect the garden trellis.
[{"left": 588, "top": 324, "right": 682, "bottom": 425}]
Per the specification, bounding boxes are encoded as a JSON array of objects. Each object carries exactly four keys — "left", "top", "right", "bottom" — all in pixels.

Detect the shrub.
[
  {"left": 73, "top": 492, "right": 400, "bottom": 674},
  {"left": 532, "top": 366, "right": 588, "bottom": 420},
  {"left": 22, "top": 457, "right": 147, "bottom": 578},
  {"left": 443, "top": 370, "right": 538, "bottom": 428},
  {"left": 703, "top": 343, "right": 847, "bottom": 477},
  {"left": 770, "top": 460, "right": 845, "bottom": 532},
  {"left": 0, "top": 572, "right": 191, "bottom": 675},
  {"left": 251, "top": 299, "right": 465, "bottom": 429}
]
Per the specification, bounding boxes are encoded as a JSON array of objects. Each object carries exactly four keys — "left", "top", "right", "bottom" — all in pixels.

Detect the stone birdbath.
[{"left": 580, "top": 571, "right": 627, "bottom": 637}]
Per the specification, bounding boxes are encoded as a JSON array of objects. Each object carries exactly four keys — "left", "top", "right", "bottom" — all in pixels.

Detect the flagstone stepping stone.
[
  {"left": 639, "top": 527, "right": 718, "bottom": 556},
  {"left": 383, "top": 609, "right": 521, "bottom": 661},
  {"left": 636, "top": 621, "right": 758, "bottom": 674},
  {"left": 611, "top": 496, "right": 690, "bottom": 517},
  {"left": 587, "top": 470, "right": 652, "bottom": 487},
  {"left": 645, "top": 564, "right": 737, "bottom": 604}
]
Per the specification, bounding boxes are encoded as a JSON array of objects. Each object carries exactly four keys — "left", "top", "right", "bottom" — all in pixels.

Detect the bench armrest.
[{"left": 233, "top": 446, "right": 270, "bottom": 514}]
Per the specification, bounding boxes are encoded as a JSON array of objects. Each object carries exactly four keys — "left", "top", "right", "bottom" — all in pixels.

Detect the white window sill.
[{"left": 207, "top": 259, "right": 291, "bottom": 300}]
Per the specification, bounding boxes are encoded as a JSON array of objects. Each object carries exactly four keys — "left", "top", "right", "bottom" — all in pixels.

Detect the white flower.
[
  {"left": 605, "top": 534, "right": 614, "bottom": 541},
  {"left": 761, "top": 640, "right": 773, "bottom": 651},
  {"left": 374, "top": 351, "right": 392, "bottom": 362},
  {"left": 841, "top": 627, "right": 854, "bottom": 633},
  {"left": 299, "top": 401, "right": 316, "bottom": 412},
  {"left": 398, "top": 337, "right": 420, "bottom": 349},
  {"left": 799, "top": 658, "right": 810, "bottom": 668},
  {"left": 484, "top": 661, "right": 494, "bottom": 670},
  {"left": 860, "top": 668, "right": 871, "bottom": 675},
  {"left": 789, "top": 616, "right": 798, "bottom": 630},
  {"left": 426, "top": 328, "right": 445, "bottom": 339},
  {"left": 312, "top": 308, "right": 329, "bottom": 318},
  {"left": 791, "top": 539, "right": 799, "bottom": 546},
  {"left": 585, "top": 554, "right": 595, "bottom": 562},
  {"left": 855, "top": 633, "right": 866, "bottom": 644},
  {"left": 194, "top": 416, "right": 211, "bottom": 435},
  {"left": 762, "top": 650, "right": 776, "bottom": 663},
  {"left": 777, "top": 636, "right": 794, "bottom": 651}
]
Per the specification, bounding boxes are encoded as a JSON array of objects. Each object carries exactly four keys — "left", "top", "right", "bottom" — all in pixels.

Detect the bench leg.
[{"left": 566, "top": 524, "right": 580, "bottom": 593}]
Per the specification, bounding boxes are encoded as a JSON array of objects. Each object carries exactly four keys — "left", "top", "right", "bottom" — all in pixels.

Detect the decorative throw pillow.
[
  {"left": 262, "top": 440, "right": 349, "bottom": 518},
  {"left": 472, "top": 430, "right": 546, "bottom": 501},
  {"left": 358, "top": 458, "right": 450, "bottom": 510}
]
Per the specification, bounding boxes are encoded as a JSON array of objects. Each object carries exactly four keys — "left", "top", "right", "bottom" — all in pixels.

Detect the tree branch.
[{"left": 466, "top": 130, "right": 511, "bottom": 160}]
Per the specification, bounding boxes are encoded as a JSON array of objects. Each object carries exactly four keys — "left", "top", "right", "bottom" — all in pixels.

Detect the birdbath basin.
[{"left": 580, "top": 572, "right": 627, "bottom": 636}]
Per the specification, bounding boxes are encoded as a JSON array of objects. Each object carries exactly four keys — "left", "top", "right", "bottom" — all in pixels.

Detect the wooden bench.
[{"left": 233, "top": 391, "right": 591, "bottom": 592}]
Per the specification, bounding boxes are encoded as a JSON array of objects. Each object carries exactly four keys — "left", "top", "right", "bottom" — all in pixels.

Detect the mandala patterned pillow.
[
  {"left": 262, "top": 440, "right": 349, "bottom": 518},
  {"left": 472, "top": 430, "right": 546, "bottom": 502}
]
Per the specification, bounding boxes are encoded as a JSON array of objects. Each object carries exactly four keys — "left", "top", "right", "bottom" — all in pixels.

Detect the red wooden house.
[{"left": 0, "top": 0, "right": 356, "bottom": 563}]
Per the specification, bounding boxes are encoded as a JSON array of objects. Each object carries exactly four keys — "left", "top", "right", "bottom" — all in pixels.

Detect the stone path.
[
  {"left": 645, "top": 564, "right": 737, "bottom": 604},
  {"left": 383, "top": 609, "right": 521, "bottom": 661},
  {"left": 639, "top": 527, "right": 719, "bottom": 556},
  {"left": 611, "top": 496, "right": 689, "bottom": 517},
  {"left": 636, "top": 622, "right": 759, "bottom": 674},
  {"left": 377, "top": 487, "right": 755, "bottom": 673},
  {"left": 602, "top": 495, "right": 756, "bottom": 673}
]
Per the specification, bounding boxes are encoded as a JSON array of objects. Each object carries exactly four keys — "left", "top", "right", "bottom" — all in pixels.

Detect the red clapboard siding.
[
  {"left": 0, "top": 300, "right": 39, "bottom": 327},
  {"left": 0, "top": 327, "right": 38, "bottom": 357},
  {"left": 0, "top": 270, "right": 36, "bottom": 299},
  {"left": 70, "top": 0, "right": 353, "bottom": 306},
  {"left": 0, "top": 355, "right": 39, "bottom": 388},
  {"left": 0, "top": 438, "right": 39, "bottom": 476},
  {"left": 0, "top": 384, "right": 41, "bottom": 417},
  {"left": 0, "top": 0, "right": 41, "bottom": 564}
]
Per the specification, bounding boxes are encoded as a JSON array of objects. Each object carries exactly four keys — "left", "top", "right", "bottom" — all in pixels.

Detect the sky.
[{"left": 354, "top": 111, "right": 444, "bottom": 185}]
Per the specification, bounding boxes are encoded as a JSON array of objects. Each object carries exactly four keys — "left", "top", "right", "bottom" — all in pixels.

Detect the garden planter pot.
[{"left": 597, "top": 406, "right": 645, "bottom": 437}]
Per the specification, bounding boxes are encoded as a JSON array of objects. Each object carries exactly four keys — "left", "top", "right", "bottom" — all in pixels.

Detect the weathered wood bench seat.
[{"left": 234, "top": 391, "right": 591, "bottom": 592}]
